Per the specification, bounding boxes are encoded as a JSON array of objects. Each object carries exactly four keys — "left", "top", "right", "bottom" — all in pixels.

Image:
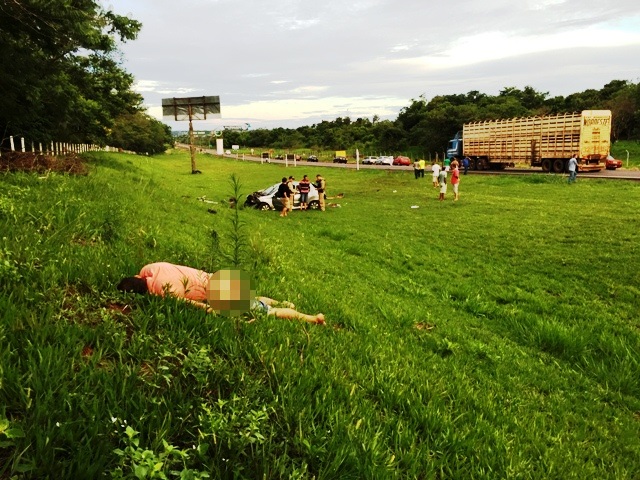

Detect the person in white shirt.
[
  {"left": 567, "top": 154, "right": 578, "bottom": 183},
  {"left": 431, "top": 161, "right": 441, "bottom": 188}
]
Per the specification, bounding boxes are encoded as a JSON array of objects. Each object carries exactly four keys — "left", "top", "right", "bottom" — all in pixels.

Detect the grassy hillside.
[{"left": 1, "top": 150, "right": 640, "bottom": 478}]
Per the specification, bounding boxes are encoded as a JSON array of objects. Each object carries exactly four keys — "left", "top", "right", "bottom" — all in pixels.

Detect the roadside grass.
[{"left": 1, "top": 150, "right": 640, "bottom": 478}]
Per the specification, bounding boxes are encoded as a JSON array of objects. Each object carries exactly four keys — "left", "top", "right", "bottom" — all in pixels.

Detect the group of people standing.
[
  {"left": 431, "top": 158, "right": 462, "bottom": 201},
  {"left": 412, "top": 158, "right": 427, "bottom": 179},
  {"left": 277, "top": 174, "right": 326, "bottom": 217}
]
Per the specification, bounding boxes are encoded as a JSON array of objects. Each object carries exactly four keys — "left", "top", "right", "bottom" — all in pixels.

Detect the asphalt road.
[{"left": 177, "top": 144, "right": 640, "bottom": 181}]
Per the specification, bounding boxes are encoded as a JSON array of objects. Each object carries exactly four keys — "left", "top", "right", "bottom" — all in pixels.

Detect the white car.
[
  {"left": 375, "top": 156, "right": 394, "bottom": 165},
  {"left": 362, "top": 156, "right": 378, "bottom": 165},
  {"left": 244, "top": 181, "right": 321, "bottom": 211}
]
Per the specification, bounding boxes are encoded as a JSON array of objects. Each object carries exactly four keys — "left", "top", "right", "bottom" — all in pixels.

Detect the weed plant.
[{"left": 1, "top": 150, "right": 639, "bottom": 478}]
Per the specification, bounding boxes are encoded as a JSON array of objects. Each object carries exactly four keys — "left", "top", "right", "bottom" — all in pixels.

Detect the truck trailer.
[{"left": 446, "top": 110, "right": 612, "bottom": 173}]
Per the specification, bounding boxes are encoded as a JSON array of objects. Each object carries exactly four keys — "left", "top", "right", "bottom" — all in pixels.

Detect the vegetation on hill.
[
  {"left": 187, "top": 81, "right": 640, "bottom": 158},
  {"left": 1, "top": 151, "right": 639, "bottom": 478}
]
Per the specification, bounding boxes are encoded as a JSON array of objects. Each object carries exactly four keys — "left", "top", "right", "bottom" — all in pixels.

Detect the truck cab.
[{"left": 447, "top": 132, "right": 462, "bottom": 159}]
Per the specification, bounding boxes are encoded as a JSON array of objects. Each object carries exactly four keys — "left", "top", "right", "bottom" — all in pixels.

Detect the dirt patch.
[
  {"left": 106, "top": 302, "right": 133, "bottom": 316},
  {"left": 0, "top": 151, "right": 88, "bottom": 175},
  {"left": 81, "top": 345, "right": 94, "bottom": 358},
  {"left": 415, "top": 322, "right": 435, "bottom": 331}
]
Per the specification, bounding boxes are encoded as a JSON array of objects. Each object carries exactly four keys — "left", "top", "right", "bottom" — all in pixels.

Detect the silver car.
[
  {"left": 375, "top": 155, "right": 394, "bottom": 165},
  {"left": 244, "top": 181, "right": 321, "bottom": 211}
]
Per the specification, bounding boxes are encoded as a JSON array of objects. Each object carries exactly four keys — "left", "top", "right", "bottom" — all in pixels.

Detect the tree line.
[
  {"left": 0, "top": 0, "right": 172, "bottom": 155},
  {"left": 211, "top": 81, "right": 640, "bottom": 157}
]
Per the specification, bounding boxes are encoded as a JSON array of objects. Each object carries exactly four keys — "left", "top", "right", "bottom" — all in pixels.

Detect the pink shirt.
[
  {"left": 138, "top": 263, "right": 209, "bottom": 301},
  {"left": 451, "top": 167, "right": 460, "bottom": 185}
]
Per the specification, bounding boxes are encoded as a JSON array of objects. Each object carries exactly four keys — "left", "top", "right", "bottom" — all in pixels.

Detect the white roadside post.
[
  {"left": 21, "top": 137, "right": 25, "bottom": 152},
  {"left": 356, "top": 148, "right": 360, "bottom": 171},
  {"left": 10, "top": 136, "right": 15, "bottom": 151}
]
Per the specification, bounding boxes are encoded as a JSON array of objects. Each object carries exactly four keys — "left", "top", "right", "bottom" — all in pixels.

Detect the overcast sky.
[{"left": 107, "top": 0, "right": 640, "bottom": 131}]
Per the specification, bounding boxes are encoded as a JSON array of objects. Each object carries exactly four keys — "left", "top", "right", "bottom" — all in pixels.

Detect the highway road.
[{"left": 176, "top": 144, "right": 640, "bottom": 181}]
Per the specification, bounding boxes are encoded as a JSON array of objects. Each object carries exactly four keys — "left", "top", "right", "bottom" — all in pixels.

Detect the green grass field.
[{"left": 1, "top": 150, "right": 640, "bottom": 478}]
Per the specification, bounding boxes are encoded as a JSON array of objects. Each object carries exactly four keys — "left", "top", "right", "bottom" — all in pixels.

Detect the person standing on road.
[
  {"left": 298, "top": 175, "right": 311, "bottom": 210},
  {"left": 413, "top": 159, "right": 421, "bottom": 179},
  {"left": 462, "top": 156, "right": 470, "bottom": 175},
  {"left": 277, "top": 177, "right": 292, "bottom": 217},
  {"left": 431, "top": 161, "right": 441, "bottom": 188},
  {"left": 568, "top": 154, "right": 578, "bottom": 183},
  {"left": 419, "top": 158, "right": 426, "bottom": 178},
  {"left": 315, "top": 174, "right": 326, "bottom": 211},
  {"left": 451, "top": 163, "right": 460, "bottom": 201},
  {"left": 444, "top": 157, "right": 451, "bottom": 172}
]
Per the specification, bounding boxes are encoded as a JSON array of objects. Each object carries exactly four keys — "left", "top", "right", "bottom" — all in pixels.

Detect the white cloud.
[
  {"left": 395, "top": 25, "right": 640, "bottom": 70},
  {"left": 112, "top": 0, "right": 640, "bottom": 128}
]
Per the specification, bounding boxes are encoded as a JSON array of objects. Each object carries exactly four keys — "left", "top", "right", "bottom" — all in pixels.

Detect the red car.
[
  {"left": 605, "top": 155, "right": 622, "bottom": 170},
  {"left": 393, "top": 156, "right": 411, "bottom": 166}
]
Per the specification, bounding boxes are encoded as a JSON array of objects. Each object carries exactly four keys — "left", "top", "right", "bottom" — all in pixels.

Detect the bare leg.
[
  {"left": 268, "top": 308, "right": 325, "bottom": 325},
  {"left": 258, "top": 296, "right": 295, "bottom": 309}
]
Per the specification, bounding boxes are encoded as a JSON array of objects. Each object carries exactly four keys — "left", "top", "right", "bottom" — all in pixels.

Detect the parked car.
[
  {"left": 244, "top": 182, "right": 320, "bottom": 211},
  {"left": 362, "top": 156, "right": 378, "bottom": 165},
  {"left": 393, "top": 156, "right": 412, "bottom": 166},
  {"left": 333, "top": 156, "right": 348, "bottom": 164},
  {"left": 307, "top": 155, "right": 319, "bottom": 162},
  {"left": 375, "top": 156, "right": 394, "bottom": 165},
  {"left": 605, "top": 155, "right": 622, "bottom": 170}
]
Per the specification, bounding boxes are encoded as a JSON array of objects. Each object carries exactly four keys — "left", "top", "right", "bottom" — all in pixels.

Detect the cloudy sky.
[{"left": 107, "top": 0, "right": 640, "bottom": 131}]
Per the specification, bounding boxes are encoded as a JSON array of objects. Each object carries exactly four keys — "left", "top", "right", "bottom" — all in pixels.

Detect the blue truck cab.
[{"left": 447, "top": 131, "right": 462, "bottom": 159}]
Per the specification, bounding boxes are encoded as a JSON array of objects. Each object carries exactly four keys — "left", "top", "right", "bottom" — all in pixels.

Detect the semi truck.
[{"left": 446, "top": 110, "right": 612, "bottom": 173}]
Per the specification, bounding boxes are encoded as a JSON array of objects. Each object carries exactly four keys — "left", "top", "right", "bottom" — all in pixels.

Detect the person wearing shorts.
[
  {"left": 431, "top": 161, "right": 441, "bottom": 188},
  {"left": 451, "top": 164, "right": 460, "bottom": 201},
  {"left": 117, "top": 264, "right": 325, "bottom": 324},
  {"left": 438, "top": 168, "right": 447, "bottom": 201},
  {"left": 276, "top": 177, "right": 292, "bottom": 217}
]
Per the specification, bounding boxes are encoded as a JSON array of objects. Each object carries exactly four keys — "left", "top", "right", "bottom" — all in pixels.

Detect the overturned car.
[{"left": 244, "top": 181, "right": 321, "bottom": 211}]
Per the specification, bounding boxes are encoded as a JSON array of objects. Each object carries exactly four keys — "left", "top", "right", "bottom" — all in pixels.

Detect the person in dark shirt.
[{"left": 276, "top": 177, "right": 292, "bottom": 217}]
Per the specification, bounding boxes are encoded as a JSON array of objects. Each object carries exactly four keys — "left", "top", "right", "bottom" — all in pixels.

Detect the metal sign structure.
[
  {"left": 162, "top": 96, "right": 221, "bottom": 173},
  {"left": 223, "top": 123, "right": 251, "bottom": 131}
]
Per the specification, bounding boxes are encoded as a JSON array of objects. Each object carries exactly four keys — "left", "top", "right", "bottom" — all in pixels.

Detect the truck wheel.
[
  {"left": 541, "top": 159, "right": 551, "bottom": 172},
  {"left": 476, "top": 158, "right": 486, "bottom": 170},
  {"left": 553, "top": 159, "right": 565, "bottom": 173}
]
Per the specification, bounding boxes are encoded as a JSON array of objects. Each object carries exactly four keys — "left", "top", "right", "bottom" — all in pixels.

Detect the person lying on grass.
[{"left": 116, "top": 262, "right": 325, "bottom": 325}]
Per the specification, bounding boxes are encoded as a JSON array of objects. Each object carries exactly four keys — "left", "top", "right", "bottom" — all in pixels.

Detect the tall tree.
[{"left": 0, "top": 0, "right": 142, "bottom": 145}]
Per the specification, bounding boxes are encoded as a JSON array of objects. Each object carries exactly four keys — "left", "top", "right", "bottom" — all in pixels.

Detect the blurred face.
[{"left": 207, "top": 269, "right": 255, "bottom": 316}]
